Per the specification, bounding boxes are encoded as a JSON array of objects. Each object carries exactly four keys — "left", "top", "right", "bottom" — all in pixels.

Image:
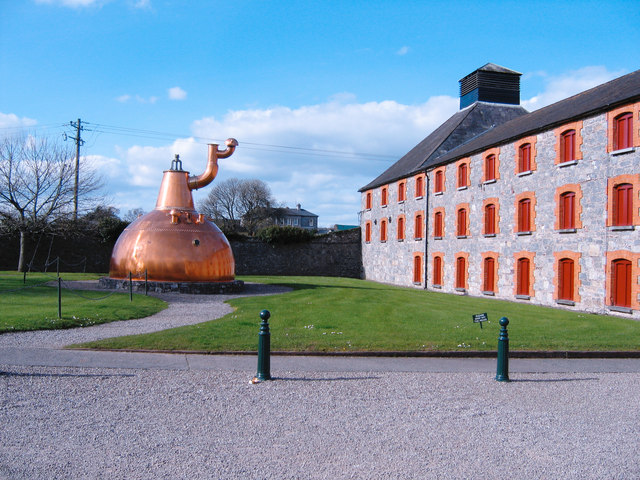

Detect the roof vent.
[{"left": 459, "top": 63, "right": 521, "bottom": 109}]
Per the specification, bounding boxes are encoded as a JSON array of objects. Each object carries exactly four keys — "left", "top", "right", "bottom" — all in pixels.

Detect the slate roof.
[
  {"left": 280, "top": 206, "right": 317, "bottom": 218},
  {"left": 360, "top": 68, "right": 640, "bottom": 192},
  {"left": 359, "top": 102, "right": 528, "bottom": 191}
]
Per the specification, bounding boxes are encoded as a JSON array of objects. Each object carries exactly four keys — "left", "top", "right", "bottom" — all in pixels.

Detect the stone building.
[{"left": 359, "top": 64, "right": 640, "bottom": 318}]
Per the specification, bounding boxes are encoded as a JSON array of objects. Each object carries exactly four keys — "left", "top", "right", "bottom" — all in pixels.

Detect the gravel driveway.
[{"left": 0, "top": 282, "right": 639, "bottom": 479}]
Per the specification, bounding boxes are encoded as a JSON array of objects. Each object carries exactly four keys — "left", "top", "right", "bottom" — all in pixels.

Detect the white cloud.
[
  {"left": 168, "top": 86, "right": 187, "bottom": 101},
  {"left": 99, "top": 65, "right": 628, "bottom": 226},
  {"left": 116, "top": 94, "right": 131, "bottom": 103},
  {"left": 522, "top": 65, "right": 625, "bottom": 111},
  {"left": 0, "top": 112, "right": 38, "bottom": 130},
  {"left": 396, "top": 46, "right": 410, "bottom": 56}
]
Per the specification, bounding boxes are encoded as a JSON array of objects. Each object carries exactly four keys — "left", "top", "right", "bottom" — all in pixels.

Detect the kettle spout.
[{"left": 188, "top": 138, "right": 238, "bottom": 190}]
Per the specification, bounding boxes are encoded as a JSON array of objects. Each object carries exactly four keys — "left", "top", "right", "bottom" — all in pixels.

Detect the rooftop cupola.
[{"left": 459, "top": 63, "right": 522, "bottom": 109}]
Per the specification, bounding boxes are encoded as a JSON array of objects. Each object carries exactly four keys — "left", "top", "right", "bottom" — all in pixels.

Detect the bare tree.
[
  {"left": 123, "top": 207, "right": 145, "bottom": 222},
  {"left": 199, "top": 177, "right": 276, "bottom": 233},
  {"left": 0, "top": 133, "right": 102, "bottom": 271}
]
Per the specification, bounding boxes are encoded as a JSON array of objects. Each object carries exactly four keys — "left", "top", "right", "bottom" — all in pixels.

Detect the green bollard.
[
  {"left": 254, "top": 310, "right": 272, "bottom": 382},
  {"left": 58, "top": 276, "right": 62, "bottom": 320},
  {"left": 495, "top": 317, "right": 510, "bottom": 382}
]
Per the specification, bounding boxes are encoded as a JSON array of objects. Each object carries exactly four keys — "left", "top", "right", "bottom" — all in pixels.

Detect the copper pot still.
[{"left": 109, "top": 139, "right": 238, "bottom": 283}]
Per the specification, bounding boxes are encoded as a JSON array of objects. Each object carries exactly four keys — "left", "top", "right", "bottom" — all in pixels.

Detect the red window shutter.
[
  {"left": 517, "top": 258, "right": 530, "bottom": 296},
  {"left": 612, "top": 259, "right": 632, "bottom": 307},
  {"left": 433, "top": 256, "right": 442, "bottom": 285},
  {"left": 615, "top": 113, "right": 633, "bottom": 150},
  {"left": 435, "top": 171, "right": 443, "bottom": 193},
  {"left": 561, "top": 130, "right": 576, "bottom": 163},
  {"left": 614, "top": 184, "right": 633, "bottom": 226},
  {"left": 416, "top": 176, "right": 424, "bottom": 197},
  {"left": 434, "top": 212, "right": 443, "bottom": 237},
  {"left": 518, "top": 199, "right": 531, "bottom": 232},
  {"left": 398, "top": 182, "right": 405, "bottom": 202},
  {"left": 397, "top": 217, "right": 404, "bottom": 240},
  {"left": 484, "top": 257, "right": 495, "bottom": 292},
  {"left": 485, "top": 155, "right": 495, "bottom": 181},
  {"left": 366, "top": 192, "right": 372, "bottom": 209},
  {"left": 559, "top": 258, "right": 574, "bottom": 301},
  {"left": 456, "top": 257, "right": 465, "bottom": 289},
  {"left": 458, "top": 164, "right": 467, "bottom": 187},
  {"left": 413, "top": 256, "right": 422, "bottom": 283},
  {"left": 365, "top": 222, "right": 371, "bottom": 242},
  {"left": 381, "top": 188, "right": 388, "bottom": 206},
  {"left": 560, "top": 192, "right": 575, "bottom": 229},
  {"left": 457, "top": 209, "right": 466, "bottom": 236},
  {"left": 519, "top": 144, "right": 531, "bottom": 172},
  {"left": 485, "top": 204, "right": 495, "bottom": 235},
  {"left": 380, "top": 220, "right": 387, "bottom": 241}
]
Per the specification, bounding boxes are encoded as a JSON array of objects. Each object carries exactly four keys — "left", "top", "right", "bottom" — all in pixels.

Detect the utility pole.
[{"left": 64, "top": 119, "right": 86, "bottom": 220}]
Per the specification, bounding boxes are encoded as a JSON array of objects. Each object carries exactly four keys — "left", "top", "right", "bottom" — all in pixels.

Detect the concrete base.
[{"left": 98, "top": 277, "right": 244, "bottom": 294}]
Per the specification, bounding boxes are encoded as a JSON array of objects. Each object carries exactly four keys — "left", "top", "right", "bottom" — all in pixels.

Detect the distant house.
[{"left": 274, "top": 204, "right": 318, "bottom": 230}]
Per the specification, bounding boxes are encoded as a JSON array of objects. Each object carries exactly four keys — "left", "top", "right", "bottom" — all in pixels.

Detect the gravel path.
[
  {"left": 1, "top": 282, "right": 639, "bottom": 478},
  {"left": 0, "top": 365, "right": 638, "bottom": 479},
  {"left": 0, "top": 282, "right": 291, "bottom": 349}
]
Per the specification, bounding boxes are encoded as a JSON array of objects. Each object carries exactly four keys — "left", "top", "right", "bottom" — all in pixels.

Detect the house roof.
[
  {"left": 360, "top": 68, "right": 640, "bottom": 192},
  {"left": 359, "top": 101, "right": 528, "bottom": 191},
  {"left": 280, "top": 206, "right": 318, "bottom": 218}
]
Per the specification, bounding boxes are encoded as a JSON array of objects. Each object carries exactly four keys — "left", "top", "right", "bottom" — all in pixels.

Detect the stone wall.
[
  {"left": 362, "top": 104, "right": 640, "bottom": 319},
  {"left": 230, "top": 228, "right": 362, "bottom": 278}
]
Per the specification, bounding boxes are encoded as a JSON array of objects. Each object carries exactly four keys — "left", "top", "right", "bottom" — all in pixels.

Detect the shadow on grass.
[{"left": 0, "top": 370, "right": 135, "bottom": 378}]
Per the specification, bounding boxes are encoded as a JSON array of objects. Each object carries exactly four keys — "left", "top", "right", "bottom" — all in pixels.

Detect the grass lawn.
[
  {"left": 0, "top": 271, "right": 167, "bottom": 333},
  {"left": 74, "top": 276, "right": 640, "bottom": 353}
]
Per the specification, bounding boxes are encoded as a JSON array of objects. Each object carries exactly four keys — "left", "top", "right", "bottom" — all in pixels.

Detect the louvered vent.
[{"left": 459, "top": 64, "right": 521, "bottom": 109}]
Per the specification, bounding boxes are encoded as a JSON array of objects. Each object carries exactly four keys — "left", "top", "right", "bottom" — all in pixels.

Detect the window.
[
  {"left": 483, "top": 257, "right": 495, "bottom": 293},
  {"left": 455, "top": 256, "right": 466, "bottom": 290},
  {"left": 381, "top": 187, "right": 388, "bottom": 206},
  {"left": 413, "top": 255, "right": 422, "bottom": 284},
  {"left": 397, "top": 215, "right": 405, "bottom": 240},
  {"left": 613, "top": 183, "right": 633, "bottom": 226},
  {"left": 433, "top": 255, "right": 443, "bottom": 286},
  {"left": 518, "top": 143, "right": 531, "bottom": 173},
  {"left": 434, "top": 169, "right": 444, "bottom": 193},
  {"left": 434, "top": 210, "right": 444, "bottom": 238},
  {"left": 365, "top": 221, "right": 371, "bottom": 243},
  {"left": 558, "top": 258, "right": 575, "bottom": 301},
  {"left": 380, "top": 219, "right": 387, "bottom": 242},
  {"left": 414, "top": 213, "right": 424, "bottom": 239},
  {"left": 398, "top": 181, "right": 406, "bottom": 202},
  {"left": 415, "top": 175, "right": 425, "bottom": 198},
  {"left": 611, "top": 259, "right": 632, "bottom": 308},
  {"left": 559, "top": 192, "right": 576, "bottom": 230},
  {"left": 456, "top": 207, "right": 467, "bottom": 237},
  {"left": 516, "top": 257, "right": 530, "bottom": 297},
  {"left": 614, "top": 112, "right": 633, "bottom": 150},
  {"left": 365, "top": 192, "right": 372, "bottom": 210},
  {"left": 484, "top": 203, "right": 496, "bottom": 235},
  {"left": 517, "top": 198, "right": 531, "bottom": 232},
  {"left": 457, "top": 163, "right": 468, "bottom": 189},
  {"left": 560, "top": 129, "right": 576, "bottom": 163},
  {"left": 484, "top": 154, "right": 496, "bottom": 182}
]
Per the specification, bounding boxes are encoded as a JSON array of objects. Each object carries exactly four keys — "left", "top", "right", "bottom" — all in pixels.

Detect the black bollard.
[
  {"left": 254, "top": 310, "right": 272, "bottom": 382},
  {"left": 128, "top": 271, "right": 133, "bottom": 302},
  {"left": 58, "top": 276, "right": 62, "bottom": 320},
  {"left": 495, "top": 317, "right": 510, "bottom": 382}
]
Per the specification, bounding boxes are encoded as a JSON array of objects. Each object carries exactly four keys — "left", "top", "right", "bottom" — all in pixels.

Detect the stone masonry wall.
[
  {"left": 230, "top": 228, "right": 362, "bottom": 278},
  {"left": 362, "top": 103, "right": 640, "bottom": 319}
]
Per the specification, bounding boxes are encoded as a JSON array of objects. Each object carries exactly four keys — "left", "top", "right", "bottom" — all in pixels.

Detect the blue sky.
[{"left": 1, "top": 0, "right": 639, "bottom": 226}]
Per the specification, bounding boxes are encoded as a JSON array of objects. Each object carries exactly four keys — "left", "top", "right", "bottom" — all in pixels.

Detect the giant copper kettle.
[{"left": 109, "top": 139, "right": 238, "bottom": 282}]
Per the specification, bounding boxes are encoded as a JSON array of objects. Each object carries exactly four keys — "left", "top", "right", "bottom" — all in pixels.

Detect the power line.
[{"left": 86, "top": 121, "right": 398, "bottom": 161}]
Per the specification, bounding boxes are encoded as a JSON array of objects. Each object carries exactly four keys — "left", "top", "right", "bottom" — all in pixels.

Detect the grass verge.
[
  {"left": 73, "top": 276, "right": 640, "bottom": 353},
  {"left": 0, "top": 271, "right": 167, "bottom": 333}
]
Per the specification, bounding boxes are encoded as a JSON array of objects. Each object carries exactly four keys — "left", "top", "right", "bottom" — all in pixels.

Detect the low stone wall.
[
  {"left": 230, "top": 228, "right": 363, "bottom": 278},
  {"left": 1, "top": 228, "right": 364, "bottom": 278}
]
